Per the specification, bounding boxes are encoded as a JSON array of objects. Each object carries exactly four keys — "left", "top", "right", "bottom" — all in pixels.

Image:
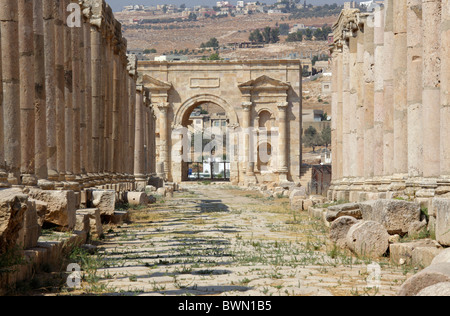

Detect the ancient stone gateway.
[{"left": 137, "top": 60, "right": 303, "bottom": 186}]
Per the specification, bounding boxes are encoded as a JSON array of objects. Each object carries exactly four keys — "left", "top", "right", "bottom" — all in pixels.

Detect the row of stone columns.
[
  {"left": 0, "top": 0, "right": 152, "bottom": 190},
  {"left": 330, "top": 0, "right": 447, "bottom": 199}
]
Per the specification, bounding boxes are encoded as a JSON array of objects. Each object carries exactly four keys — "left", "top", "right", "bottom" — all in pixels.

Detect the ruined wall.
[{"left": 329, "top": 0, "right": 449, "bottom": 208}]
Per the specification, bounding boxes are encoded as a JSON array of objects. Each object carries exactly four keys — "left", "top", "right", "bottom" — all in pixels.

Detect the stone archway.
[
  {"left": 137, "top": 60, "right": 302, "bottom": 185},
  {"left": 174, "top": 94, "right": 239, "bottom": 129},
  {"left": 174, "top": 95, "right": 239, "bottom": 183}
]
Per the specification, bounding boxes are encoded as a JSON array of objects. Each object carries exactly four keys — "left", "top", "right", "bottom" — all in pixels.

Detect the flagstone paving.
[{"left": 70, "top": 184, "right": 415, "bottom": 296}]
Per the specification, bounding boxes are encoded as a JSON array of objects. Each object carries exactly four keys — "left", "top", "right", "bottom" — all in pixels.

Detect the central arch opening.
[{"left": 181, "top": 102, "right": 231, "bottom": 182}]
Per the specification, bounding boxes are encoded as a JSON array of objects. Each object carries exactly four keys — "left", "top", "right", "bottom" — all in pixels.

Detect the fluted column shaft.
[{"left": 19, "top": 0, "right": 37, "bottom": 186}]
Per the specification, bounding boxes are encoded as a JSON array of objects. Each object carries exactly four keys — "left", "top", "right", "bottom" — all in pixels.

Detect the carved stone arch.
[{"left": 174, "top": 94, "right": 240, "bottom": 128}]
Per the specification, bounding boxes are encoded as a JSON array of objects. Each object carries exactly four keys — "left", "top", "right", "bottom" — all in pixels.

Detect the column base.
[
  {"left": 21, "top": 174, "right": 38, "bottom": 186},
  {"left": 0, "top": 171, "right": 11, "bottom": 188},
  {"left": 38, "top": 179, "right": 55, "bottom": 190}
]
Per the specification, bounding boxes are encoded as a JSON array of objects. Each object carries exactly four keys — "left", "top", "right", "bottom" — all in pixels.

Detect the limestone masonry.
[{"left": 329, "top": 0, "right": 450, "bottom": 209}]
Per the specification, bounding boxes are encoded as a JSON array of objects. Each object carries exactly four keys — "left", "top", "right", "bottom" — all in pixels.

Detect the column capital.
[
  {"left": 277, "top": 102, "right": 289, "bottom": 111},
  {"left": 241, "top": 102, "right": 253, "bottom": 111},
  {"left": 157, "top": 102, "right": 170, "bottom": 111}
]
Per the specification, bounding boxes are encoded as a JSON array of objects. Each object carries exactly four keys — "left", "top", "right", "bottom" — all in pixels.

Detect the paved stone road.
[{"left": 82, "top": 184, "right": 413, "bottom": 296}]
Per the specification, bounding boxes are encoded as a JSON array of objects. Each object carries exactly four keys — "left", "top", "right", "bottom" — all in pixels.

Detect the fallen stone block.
[
  {"left": 330, "top": 216, "right": 359, "bottom": 249},
  {"left": 110, "top": 211, "right": 129, "bottom": 225},
  {"left": 30, "top": 199, "right": 48, "bottom": 227},
  {"left": 22, "top": 200, "right": 41, "bottom": 249},
  {"left": 416, "top": 282, "right": 450, "bottom": 296},
  {"left": 75, "top": 211, "right": 91, "bottom": 234},
  {"left": 27, "top": 188, "right": 76, "bottom": 230},
  {"left": 290, "top": 196, "right": 303, "bottom": 211},
  {"left": 156, "top": 187, "right": 166, "bottom": 196},
  {"left": 145, "top": 185, "right": 156, "bottom": 193},
  {"left": 346, "top": 221, "right": 390, "bottom": 258},
  {"left": 91, "top": 190, "right": 116, "bottom": 216},
  {"left": 432, "top": 198, "right": 450, "bottom": 246},
  {"left": 76, "top": 208, "right": 103, "bottom": 237},
  {"left": 408, "top": 220, "right": 428, "bottom": 237},
  {"left": 398, "top": 263, "right": 450, "bottom": 296},
  {"left": 0, "top": 189, "right": 30, "bottom": 253},
  {"left": 125, "top": 192, "right": 148, "bottom": 206},
  {"left": 390, "top": 240, "right": 442, "bottom": 267},
  {"left": 326, "top": 203, "right": 362, "bottom": 222},
  {"left": 303, "top": 199, "right": 314, "bottom": 212},
  {"left": 290, "top": 187, "right": 307, "bottom": 200},
  {"left": 431, "top": 248, "right": 450, "bottom": 265},
  {"left": 358, "top": 199, "right": 421, "bottom": 235}
]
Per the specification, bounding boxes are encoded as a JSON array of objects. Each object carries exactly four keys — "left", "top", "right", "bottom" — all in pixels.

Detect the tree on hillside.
[
  {"left": 249, "top": 29, "right": 264, "bottom": 43},
  {"left": 286, "top": 31, "right": 303, "bottom": 42},
  {"left": 201, "top": 38, "right": 219, "bottom": 49},
  {"left": 304, "top": 126, "right": 322, "bottom": 152},
  {"left": 321, "top": 125, "right": 331, "bottom": 149}
]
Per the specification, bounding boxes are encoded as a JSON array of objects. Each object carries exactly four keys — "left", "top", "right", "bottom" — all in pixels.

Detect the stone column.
[
  {"left": 348, "top": 34, "right": 359, "bottom": 179},
  {"left": 373, "top": 5, "right": 385, "bottom": 177},
  {"left": 55, "top": 0, "right": 66, "bottom": 183},
  {"left": 422, "top": 0, "right": 441, "bottom": 178},
  {"left": 342, "top": 40, "right": 350, "bottom": 179},
  {"left": 336, "top": 48, "right": 344, "bottom": 181},
  {"left": 383, "top": 0, "right": 395, "bottom": 177},
  {"left": 441, "top": 0, "right": 450, "bottom": 176},
  {"left": 83, "top": 16, "right": 93, "bottom": 181},
  {"left": 19, "top": 0, "right": 38, "bottom": 186},
  {"left": 72, "top": 20, "right": 82, "bottom": 184},
  {"left": 331, "top": 51, "right": 339, "bottom": 182},
  {"left": 407, "top": 0, "right": 423, "bottom": 178},
  {"left": 134, "top": 85, "right": 146, "bottom": 186},
  {"left": 127, "top": 59, "right": 137, "bottom": 176},
  {"left": 112, "top": 53, "right": 120, "bottom": 174},
  {"left": 363, "top": 17, "right": 375, "bottom": 180},
  {"left": 33, "top": 0, "right": 48, "bottom": 183},
  {"left": 0, "top": 1, "right": 10, "bottom": 187},
  {"left": 79, "top": 16, "right": 87, "bottom": 181},
  {"left": 393, "top": 0, "right": 408, "bottom": 177},
  {"left": 277, "top": 102, "right": 289, "bottom": 183},
  {"left": 43, "top": 0, "right": 58, "bottom": 183},
  {"left": 158, "top": 102, "right": 170, "bottom": 180},
  {"left": 64, "top": 0, "right": 74, "bottom": 182},
  {"left": 91, "top": 25, "right": 102, "bottom": 174},
  {"left": 356, "top": 26, "right": 365, "bottom": 179},
  {"left": 241, "top": 101, "right": 255, "bottom": 180}
]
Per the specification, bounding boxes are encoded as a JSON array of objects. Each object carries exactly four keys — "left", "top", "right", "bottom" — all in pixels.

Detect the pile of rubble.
[
  {"left": 289, "top": 191, "right": 450, "bottom": 296},
  {"left": 0, "top": 185, "right": 160, "bottom": 295}
]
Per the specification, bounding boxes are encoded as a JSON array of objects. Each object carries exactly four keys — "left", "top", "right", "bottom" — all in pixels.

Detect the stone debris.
[
  {"left": 329, "top": 216, "right": 359, "bottom": 249},
  {"left": 345, "top": 221, "right": 390, "bottom": 258},
  {"left": 27, "top": 188, "right": 76, "bottom": 230},
  {"left": 0, "top": 189, "right": 30, "bottom": 253},
  {"left": 416, "top": 282, "right": 450, "bottom": 296},
  {"left": 432, "top": 198, "right": 450, "bottom": 246},
  {"left": 431, "top": 248, "right": 450, "bottom": 266},
  {"left": 91, "top": 190, "right": 116, "bottom": 217},
  {"left": 326, "top": 203, "right": 362, "bottom": 222},
  {"left": 125, "top": 192, "right": 149, "bottom": 206},
  {"left": 358, "top": 200, "right": 421, "bottom": 235},
  {"left": 398, "top": 263, "right": 450, "bottom": 296}
]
